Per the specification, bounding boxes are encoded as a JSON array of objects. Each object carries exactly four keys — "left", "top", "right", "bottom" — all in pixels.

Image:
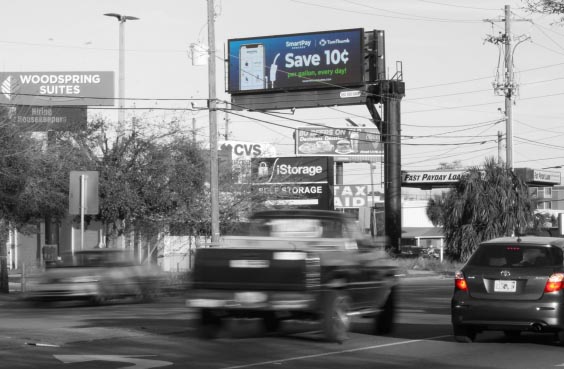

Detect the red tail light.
[
  {"left": 455, "top": 271, "right": 468, "bottom": 291},
  {"left": 544, "top": 273, "right": 564, "bottom": 293}
]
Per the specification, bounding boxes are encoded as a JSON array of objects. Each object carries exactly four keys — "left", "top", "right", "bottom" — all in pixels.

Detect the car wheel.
[
  {"left": 197, "top": 309, "right": 222, "bottom": 339},
  {"left": 322, "top": 290, "right": 351, "bottom": 343},
  {"left": 453, "top": 324, "right": 476, "bottom": 343},
  {"left": 373, "top": 288, "right": 396, "bottom": 335}
]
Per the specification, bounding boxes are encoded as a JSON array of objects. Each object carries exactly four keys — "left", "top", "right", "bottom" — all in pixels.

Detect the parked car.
[
  {"left": 186, "top": 209, "right": 398, "bottom": 342},
  {"left": 451, "top": 236, "right": 564, "bottom": 343},
  {"left": 24, "top": 249, "right": 163, "bottom": 305}
]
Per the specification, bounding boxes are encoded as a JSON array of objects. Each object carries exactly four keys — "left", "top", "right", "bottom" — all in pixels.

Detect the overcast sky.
[{"left": 2, "top": 0, "right": 564, "bottom": 188}]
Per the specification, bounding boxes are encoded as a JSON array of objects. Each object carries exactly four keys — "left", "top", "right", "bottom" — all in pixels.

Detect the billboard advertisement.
[
  {"left": 14, "top": 105, "right": 87, "bottom": 131},
  {"left": 295, "top": 127, "right": 381, "bottom": 160},
  {"left": 0, "top": 71, "right": 114, "bottom": 106},
  {"left": 227, "top": 29, "right": 363, "bottom": 94}
]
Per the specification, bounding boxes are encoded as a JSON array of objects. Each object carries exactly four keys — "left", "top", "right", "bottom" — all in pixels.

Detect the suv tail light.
[
  {"left": 455, "top": 271, "right": 468, "bottom": 291},
  {"left": 544, "top": 273, "right": 564, "bottom": 293}
]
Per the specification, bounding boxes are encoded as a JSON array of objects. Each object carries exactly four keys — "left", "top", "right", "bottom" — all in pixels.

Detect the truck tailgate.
[{"left": 192, "top": 248, "right": 318, "bottom": 291}]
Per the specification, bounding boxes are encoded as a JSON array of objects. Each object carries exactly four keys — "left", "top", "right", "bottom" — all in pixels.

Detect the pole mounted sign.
[
  {"left": 251, "top": 156, "right": 334, "bottom": 210},
  {"left": 69, "top": 171, "right": 99, "bottom": 215},
  {"left": 295, "top": 126, "right": 382, "bottom": 162},
  {"left": 0, "top": 71, "right": 114, "bottom": 106},
  {"left": 227, "top": 29, "right": 363, "bottom": 94},
  {"left": 14, "top": 105, "right": 87, "bottom": 131}
]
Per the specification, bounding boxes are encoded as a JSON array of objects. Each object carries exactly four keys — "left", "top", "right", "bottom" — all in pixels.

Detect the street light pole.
[{"left": 104, "top": 13, "right": 139, "bottom": 130}]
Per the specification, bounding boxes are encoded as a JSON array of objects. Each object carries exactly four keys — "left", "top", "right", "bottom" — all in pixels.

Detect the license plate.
[
  {"left": 494, "top": 280, "right": 516, "bottom": 292},
  {"left": 235, "top": 292, "right": 267, "bottom": 304}
]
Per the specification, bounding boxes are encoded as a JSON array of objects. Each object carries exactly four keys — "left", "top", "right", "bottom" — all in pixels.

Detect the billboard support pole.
[{"left": 366, "top": 81, "right": 405, "bottom": 253}]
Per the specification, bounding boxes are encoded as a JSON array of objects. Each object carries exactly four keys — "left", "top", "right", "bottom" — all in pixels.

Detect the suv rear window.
[{"left": 467, "top": 244, "right": 563, "bottom": 268}]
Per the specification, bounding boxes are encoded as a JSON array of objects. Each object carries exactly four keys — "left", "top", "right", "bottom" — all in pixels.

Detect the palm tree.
[{"left": 426, "top": 157, "right": 540, "bottom": 262}]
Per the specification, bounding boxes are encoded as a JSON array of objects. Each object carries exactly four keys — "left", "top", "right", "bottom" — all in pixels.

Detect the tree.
[
  {"left": 426, "top": 158, "right": 541, "bottom": 262},
  {"left": 437, "top": 160, "right": 463, "bottom": 170},
  {"left": 0, "top": 110, "right": 36, "bottom": 292},
  {"left": 525, "top": 0, "right": 564, "bottom": 23}
]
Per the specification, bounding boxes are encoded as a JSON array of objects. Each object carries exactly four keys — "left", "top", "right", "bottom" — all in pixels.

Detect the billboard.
[
  {"left": 295, "top": 127, "right": 381, "bottom": 161},
  {"left": 14, "top": 105, "right": 87, "bottom": 131},
  {"left": 227, "top": 29, "right": 363, "bottom": 94},
  {"left": 0, "top": 71, "right": 114, "bottom": 106}
]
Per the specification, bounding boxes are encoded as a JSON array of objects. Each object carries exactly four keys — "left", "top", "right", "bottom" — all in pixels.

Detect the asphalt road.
[{"left": 3, "top": 276, "right": 564, "bottom": 368}]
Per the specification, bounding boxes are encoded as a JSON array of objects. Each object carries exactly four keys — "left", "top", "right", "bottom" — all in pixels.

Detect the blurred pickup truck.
[{"left": 186, "top": 209, "right": 398, "bottom": 342}]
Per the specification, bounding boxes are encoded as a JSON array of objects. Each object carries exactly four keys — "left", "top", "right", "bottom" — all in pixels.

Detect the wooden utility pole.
[
  {"left": 485, "top": 5, "right": 530, "bottom": 170},
  {"left": 498, "top": 131, "right": 503, "bottom": 164},
  {"left": 207, "top": 0, "right": 220, "bottom": 244},
  {"left": 504, "top": 5, "right": 514, "bottom": 169}
]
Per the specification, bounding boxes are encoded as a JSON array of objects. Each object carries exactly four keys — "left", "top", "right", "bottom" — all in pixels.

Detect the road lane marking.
[
  {"left": 54, "top": 355, "right": 172, "bottom": 369},
  {"left": 220, "top": 335, "right": 451, "bottom": 369}
]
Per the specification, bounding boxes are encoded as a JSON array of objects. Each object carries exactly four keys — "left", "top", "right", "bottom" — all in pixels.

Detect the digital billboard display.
[{"left": 227, "top": 29, "right": 363, "bottom": 94}]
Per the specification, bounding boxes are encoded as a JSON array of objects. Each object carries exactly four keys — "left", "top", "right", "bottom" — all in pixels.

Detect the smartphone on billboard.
[{"left": 239, "top": 44, "right": 265, "bottom": 91}]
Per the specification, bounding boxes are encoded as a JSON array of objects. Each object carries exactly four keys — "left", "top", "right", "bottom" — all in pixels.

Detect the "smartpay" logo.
[{"left": 286, "top": 40, "right": 311, "bottom": 49}]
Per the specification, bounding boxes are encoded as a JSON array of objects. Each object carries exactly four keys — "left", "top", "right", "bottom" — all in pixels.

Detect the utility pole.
[
  {"left": 504, "top": 5, "right": 514, "bottom": 170},
  {"left": 207, "top": 0, "right": 220, "bottom": 244},
  {"left": 224, "top": 102, "right": 230, "bottom": 140},
  {"left": 484, "top": 5, "right": 530, "bottom": 170},
  {"left": 498, "top": 131, "right": 503, "bottom": 164}
]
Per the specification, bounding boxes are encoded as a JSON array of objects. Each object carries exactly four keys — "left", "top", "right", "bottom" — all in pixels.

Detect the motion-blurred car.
[
  {"left": 25, "top": 248, "right": 163, "bottom": 305},
  {"left": 452, "top": 236, "right": 564, "bottom": 344}
]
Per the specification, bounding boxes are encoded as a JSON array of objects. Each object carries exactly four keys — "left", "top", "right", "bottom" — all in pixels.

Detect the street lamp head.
[{"left": 104, "top": 13, "right": 140, "bottom": 22}]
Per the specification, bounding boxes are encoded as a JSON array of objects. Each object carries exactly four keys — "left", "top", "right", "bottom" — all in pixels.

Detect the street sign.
[{"left": 68, "top": 171, "right": 99, "bottom": 215}]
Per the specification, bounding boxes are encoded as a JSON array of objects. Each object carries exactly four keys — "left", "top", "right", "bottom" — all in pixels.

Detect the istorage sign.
[
  {"left": 251, "top": 157, "right": 332, "bottom": 184},
  {"left": 0, "top": 71, "right": 114, "bottom": 106},
  {"left": 251, "top": 156, "right": 334, "bottom": 210}
]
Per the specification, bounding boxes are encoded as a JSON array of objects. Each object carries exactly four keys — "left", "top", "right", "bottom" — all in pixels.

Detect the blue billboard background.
[{"left": 227, "top": 29, "right": 363, "bottom": 94}]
